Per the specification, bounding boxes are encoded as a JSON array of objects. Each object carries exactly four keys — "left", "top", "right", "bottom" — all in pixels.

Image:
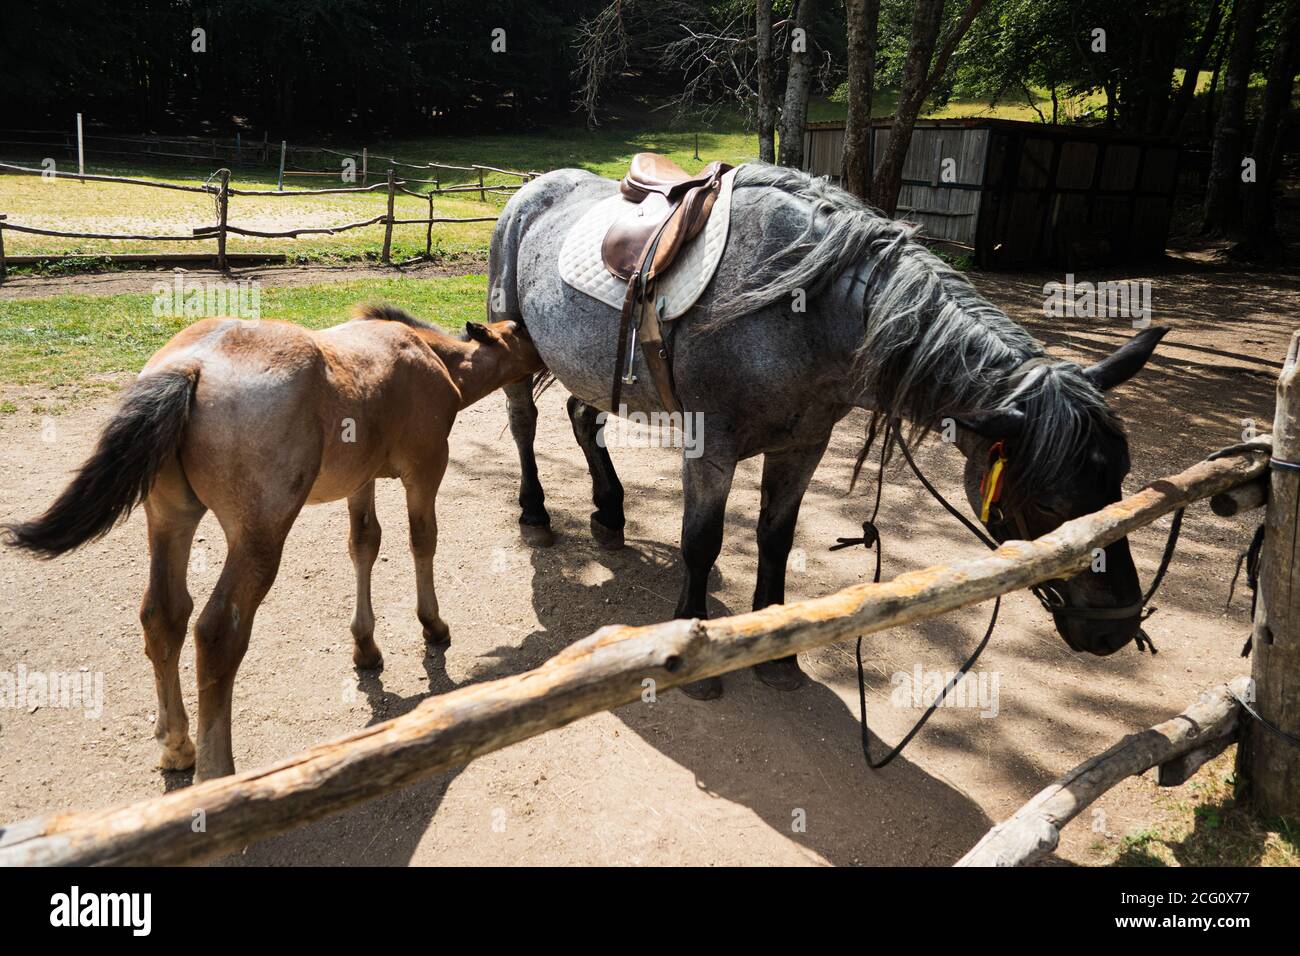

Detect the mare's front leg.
[
  {"left": 347, "top": 481, "right": 383, "bottom": 669},
  {"left": 568, "top": 395, "right": 625, "bottom": 549},
  {"left": 749, "top": 439, "right": 831, "bottom": 691},
  {"left": 504, "top": 378, "right": 553, "bottom": 547},
  {"left": 675, "top": 440, "right": 738, "bottom": 701},
  {"left": 404, "top": 458, "right": 451, "bottom": 647}
]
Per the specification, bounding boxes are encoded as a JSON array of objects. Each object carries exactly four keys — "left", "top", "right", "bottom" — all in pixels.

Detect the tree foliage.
[{"left": 1, "top": 0, "right": 605, "bottom": 133}]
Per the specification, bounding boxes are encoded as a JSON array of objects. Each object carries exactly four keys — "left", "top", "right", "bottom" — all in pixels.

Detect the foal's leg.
[
  {"left": 404, "top": 464, "right": 450, "bottom": 647},
  {"left": 750, "top": 440, "right": 830, "bottom": 691},
  {"left": 504, "top": 378, "right": 552, "bottom": 547},
  {"left": 139, "top": 460, "right": 206, "bottom": 771},
  {"left": 675, "top": 446, "right": 738, "bottom": 701},
  {"left": 193, "top": 525, "right": 293, "bottom": 781},
  {"left": 568, "top": 395, "right": 625, "bottom": 550},
  {"left": 347, "top": 481, "right": 383, "bottom": 669}
]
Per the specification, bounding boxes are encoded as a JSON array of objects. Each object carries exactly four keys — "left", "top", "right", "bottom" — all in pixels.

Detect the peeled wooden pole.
[
  {"left": 1210, "top": 476, "right": 1267, "bottom": 516},
  {"left": 0, "top": 446, "right": 1266, "bottom": 867},
  {"left": 1239, "top": 330, "right": 1300, "bottom": 819},
  {"left": 956, "top": 677, "right": 1251, "bottom": 867}
]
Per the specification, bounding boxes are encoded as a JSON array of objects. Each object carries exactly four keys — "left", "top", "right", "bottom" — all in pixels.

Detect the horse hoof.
[
  {"left": 158, "top": 738, "right": 196, "bottom": 771},
  {"left": 679, "top": 676, "right": 723, "bottom": 700},
  {"left": 352, "top": 646, "right": 384, "bottom": 670},
  {"left": 520, "top": 522, "right": 555, "bottom": 548},
  {"left": 423, "top": 620, "right": 452, "bottom": 647},
  {"left": 590, "top": 516, "right": 625, "bottom": 550},
  {"left": 194, "top": 762, "right": 235, "bottom": 784},
  {"left": 754, "top": 656, "right": 807, "bottom": 692}
]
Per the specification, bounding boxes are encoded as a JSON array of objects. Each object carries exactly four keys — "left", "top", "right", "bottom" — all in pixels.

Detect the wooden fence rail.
[
  {"left": 0, "top": 129, "right": 540, "bottom": 183},
  {"left": 0, "top": 156, "right": 528, "bottom": 277},
  {"left": 956, "top": 676, "right": 1253, "bottom": 866},
  {"left": 0, "top": 442, "right": 1269, "bottom": 866}
]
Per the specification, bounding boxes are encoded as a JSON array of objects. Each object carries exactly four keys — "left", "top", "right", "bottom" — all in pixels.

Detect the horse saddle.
[{"left": 603, "top": 154, "right": 733, "bottom": 414}]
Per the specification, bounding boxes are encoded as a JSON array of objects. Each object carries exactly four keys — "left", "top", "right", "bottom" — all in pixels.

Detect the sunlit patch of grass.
[
  {"left": 1094, "top": 748, "right": 1299, "bottom": 867},
  {"left": 0, "top": 275, "right": 486, "bottom": 387}
]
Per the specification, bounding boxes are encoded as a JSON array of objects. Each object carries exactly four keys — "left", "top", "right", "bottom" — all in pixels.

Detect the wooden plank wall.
[
  {"left": 802, "top": 123, "right": 1177, "bottom": 267},
  {"left": 879, "top": 126, "right": 987, "bottom": 245},
  {"left": 804, "top": 125, "right": 988, "bottom": 245}
]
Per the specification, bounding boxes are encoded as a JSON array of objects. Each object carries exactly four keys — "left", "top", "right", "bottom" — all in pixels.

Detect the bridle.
[
  {"left": 974, "top": 436, "right": 1182, "bottom": 627},
  {"left": 833, "top": 415, "right": 1184, "bottom": 769}
]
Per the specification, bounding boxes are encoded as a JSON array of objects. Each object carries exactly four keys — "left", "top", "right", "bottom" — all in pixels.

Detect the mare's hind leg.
[
  {"left": 140, "top": 459, "right": 206, "bottom": 771},
  {"left": 675, "top": 442, "right": 738, "bottom": 700},
  {"left": 504, "top": 378, "right": 553, "bottom": 547},
  {"left": 347, "top": 481, "right": 383, "bottom": 670},
  {"left": 568, "top": 395, "right": 625, "bottom": 550},
  {"left": 193, "top": 523, "right": 294, "bottom": 782},
  {"left": 750, "top": 440, "right": 830, "bottom": 692},
  {"left": 404, "top": 463, "right": 450, "bottom": 647}
]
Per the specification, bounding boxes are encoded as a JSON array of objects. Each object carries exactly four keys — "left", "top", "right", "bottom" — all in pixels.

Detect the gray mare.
[{"left": 489, "top": 163, "right": 1165, "bottom": 699}]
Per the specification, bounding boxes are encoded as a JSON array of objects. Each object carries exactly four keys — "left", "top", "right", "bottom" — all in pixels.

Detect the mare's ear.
[
  {"left": 465, "top": 321, "right": 503, "bottom": 346},
  {"left": 1083, "top": 326, "right": 1168, "bottom": 391},
  {"left": 953, "top": 407, "right": 1025, "bottom": 439}
]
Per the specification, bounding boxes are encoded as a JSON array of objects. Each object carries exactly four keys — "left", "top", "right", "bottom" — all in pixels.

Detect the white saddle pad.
[{"left": 558, "top": 167, "right": 737, "bottom": 320}]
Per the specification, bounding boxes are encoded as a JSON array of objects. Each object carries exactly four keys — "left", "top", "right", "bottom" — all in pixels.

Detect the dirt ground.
[
  {"left": 0, "top": 255, "right": 487, "bottom": 300},
  {"left": 0, "top": 256, "right": 1295, "bottom": 866}
]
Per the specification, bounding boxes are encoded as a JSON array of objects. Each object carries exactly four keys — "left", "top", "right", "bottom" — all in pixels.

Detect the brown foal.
[{"left": 5, "top": 305, "right": 542, "bottom": 781}]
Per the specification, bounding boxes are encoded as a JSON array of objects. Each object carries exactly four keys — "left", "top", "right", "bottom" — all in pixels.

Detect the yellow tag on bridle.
[{"left": 980, "top": 448, "right": 1007, "bottom": 522}]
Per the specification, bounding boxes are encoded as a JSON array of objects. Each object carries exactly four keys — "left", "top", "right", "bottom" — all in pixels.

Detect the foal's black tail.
[{"left": 3, "top": 368, "right": 198, "bottom": 558}]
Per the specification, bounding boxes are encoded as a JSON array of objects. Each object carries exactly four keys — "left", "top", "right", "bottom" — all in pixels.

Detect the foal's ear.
[
  {"left": 465, "top": 321, "right": 502, "bottom": 346},
  {"left": 953, "top": 407, "right": 1025, "bottom": 439},
  {"left": 1083, "top": 326, "right": 1168, "bottom": 391}
]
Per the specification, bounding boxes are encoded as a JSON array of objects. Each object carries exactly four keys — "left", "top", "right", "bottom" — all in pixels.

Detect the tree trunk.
[
  {"left": 840, "top": 0, "right": 879, "bottom": 198},
  {"left": 1237, "top": 0, "right": 1300, "bottom": 255},
  {"left": 777, "top": 0, "right": 816, "bottom": 169},
  {"left": 1202, "top": 0, "right": 1263, "bottom": 235},
  {"left": 757, "top": 0, "right": 776, "bottom": 163},
  {"left": 1164, "top": 0, "right": 1225, "bottom": 137},
  {"left": 1141, "top": 0, "right": 1190, "bottom": 133},
  {"left": 869, "top": 0, "right": 943, "bottom": 215},
  {"left": 869, "top": 0, "right": 988, "bottom": 215}
]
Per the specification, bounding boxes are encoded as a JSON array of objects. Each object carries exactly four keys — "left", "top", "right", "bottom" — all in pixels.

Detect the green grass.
[
  {"left": 1091, "top": 749, "right": 1299, "bottom": 868},
  {"left": 0, "top": 275, "right": 486, "bottom": 388}
]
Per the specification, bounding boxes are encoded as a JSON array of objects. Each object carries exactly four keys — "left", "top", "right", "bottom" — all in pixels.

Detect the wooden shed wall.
[
  {"left": 979, "top": 129, "right": 1178, "bottom": 267},
  {"left": 803, "top": 124, "right": 988, "bottom": 245},
  {"left": 801, "top": 121, "right": 1178, "bottom": 268},
  {"left": 873, "top": 126, "right": 987, "bottom": 245}
]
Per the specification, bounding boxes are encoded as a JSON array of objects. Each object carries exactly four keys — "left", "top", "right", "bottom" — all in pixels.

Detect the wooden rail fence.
[
  {"left": 0, "top": 408, "right": 1284, "bottom": 866},
  {"left": 0, "top": 155, "right": 532, "bottom": 277}
]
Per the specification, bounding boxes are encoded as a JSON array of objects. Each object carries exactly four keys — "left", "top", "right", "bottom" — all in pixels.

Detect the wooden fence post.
[
  {"left": 478, "top": 166, "right": 485, "bottom": 202},
  {"left": 1239, "top": 329, "right": 1300, "bottom": 820},
  {"left": 0, "top": 215, "right": 7, "bottom": 284},
  {"left": 277, "top": 141, "right": 287, "bottom": 191},
  {"left": 381, "top": 168, "right": 396, "bottom": 264},
  {"left": 216, "top": 169, "right": 230, "bottom": 272},
  {"left": 76, "top": 112, "right": 85, "bottom": 182},
  {"left": 426, "top": 193, "right": 434, "bottom": 257}
]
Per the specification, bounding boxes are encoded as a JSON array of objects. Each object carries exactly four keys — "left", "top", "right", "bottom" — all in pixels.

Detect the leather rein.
[{"left": 833, "top": 416, "right": 1185, "bottom": 769}]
